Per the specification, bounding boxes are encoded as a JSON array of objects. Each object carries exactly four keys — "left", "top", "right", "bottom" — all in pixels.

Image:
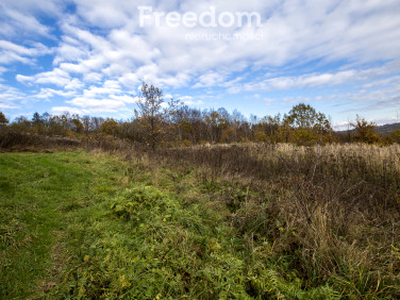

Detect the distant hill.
[
  {"left": 375, "top": 122, "right": 400, "bottom": 135},
  {"left": 336, "top": 122, "right": 400, "bottom": 135}
]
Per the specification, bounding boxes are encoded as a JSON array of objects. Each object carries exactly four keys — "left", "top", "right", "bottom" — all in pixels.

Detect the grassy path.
[{"left": 0, "top": 151, "right": 128, "bottom": 299}]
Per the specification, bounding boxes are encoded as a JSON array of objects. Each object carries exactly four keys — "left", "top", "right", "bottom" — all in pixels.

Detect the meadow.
[{"left": 1, "top": 143, "right": 399, "bottom": 299}]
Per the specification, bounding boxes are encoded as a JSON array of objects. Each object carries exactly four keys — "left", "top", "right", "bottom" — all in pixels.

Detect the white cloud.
[
  {"left": 16, "top": 68, "right": 83, "bottom": 90},
  {"left": 263, "top": 98, "right": 274, "bottom": 106},
  {"left": 110, "top": 94, "right": 139, "bottom": 104},
  {"left": 0, "top": 6, "right": 53, "bottom": 38},
  {"left": 179, "top": 96, "right": 192, "bottom": 101},
  {"left": 35, "top": 88, "right": 77, "bottom": 100},
  {"left": 83, "top": 72, "right": 103, "bottom": 83},
  {"left": 0, "top": 103, "right": 19, "bottom": 110},
  {"left": 176, "top": 95, "right": 204, "bottom": 106},
  {"left": 184, "top": 99, "right": 205, "bottom": 106},
  {"left": 73, "top": 0, "right": 134, "bottom": 28},
  {"left": 1, "top": 0, "right": 400, "bottom": 124},
  {"left": 193, "top": 72, "right": 227, "bottom": 88},
  {"left": 51, "top": 106, "right": 85, "bottom": 115},
  {"left": 65, "top": 97, "right": 130, "bottom": 114},
  {"left": 333, "top": 121, "right": 351, "bottom": 131},
  {"left": 1, "top": 0, "right": 67, "bottom": 16},
  {"left": 53, "top": 37, "right": 89, "bottom": 65},
  {"left": 0, "top": 40, "right": 51, "bottom": 64},
  {"left": 44, "top": 79, "right": 137, "bottom": 115},
  {"left": 59, "top": 62, "right": 88, "bottom": 74},
  {"left": 227, "top": 61, "right": 400, "bottom": 93},
  {"left": 0, "top": 83, "right": 26, "bottom": 110},
  {"left": 14, "top": 0, "right": 399, "bottom": 93}
]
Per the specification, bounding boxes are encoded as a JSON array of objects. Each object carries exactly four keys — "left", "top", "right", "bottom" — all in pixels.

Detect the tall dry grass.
[
  {"left": 2, "top": 130, "right": 399, "bottom": 296},
  {"left": 149, "top": 143, "right": 400, "bottom": 297}
]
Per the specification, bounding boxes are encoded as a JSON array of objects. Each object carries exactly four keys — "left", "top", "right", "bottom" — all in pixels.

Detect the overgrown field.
[{"left": 1, "top": 144, "right": 400, "bottom": 299}]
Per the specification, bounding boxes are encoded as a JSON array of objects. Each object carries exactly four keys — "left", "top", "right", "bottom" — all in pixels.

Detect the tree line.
[{"left": 1, "top": 83, "right": 398, "bottom": 147}]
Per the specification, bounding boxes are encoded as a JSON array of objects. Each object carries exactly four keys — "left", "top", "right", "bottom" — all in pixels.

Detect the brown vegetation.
[
  {"left": 1, "top": 119, "right": 399, "bottom": 296},
  {"left": 148, "top": 143, "right": 400, "bottom": 296}
]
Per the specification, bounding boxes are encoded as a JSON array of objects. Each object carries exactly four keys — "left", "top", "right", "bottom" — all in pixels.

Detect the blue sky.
[{"left": 1, "top": 0, "right": 400, "bottom": 130}]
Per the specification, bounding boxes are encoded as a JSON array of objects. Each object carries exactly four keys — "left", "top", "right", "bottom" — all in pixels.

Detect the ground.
[{"left": 1, "top": 148, "right": 399, "bottom": 299}]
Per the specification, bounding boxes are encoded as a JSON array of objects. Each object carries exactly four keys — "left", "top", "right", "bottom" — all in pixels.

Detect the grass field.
[
  {"left": 0, "top": 151, "right": 130, "bottom": 298},
  {"left": 1, "top": 146, "right": 399, "bottom": 299}
]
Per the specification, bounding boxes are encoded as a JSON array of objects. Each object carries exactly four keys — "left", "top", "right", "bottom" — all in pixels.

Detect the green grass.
[
  {"left": 0, "top": 151, "right": 129, "bottom": 298},
  {"left": 1, "top": 150, "right": 398, "bottom": 299}
]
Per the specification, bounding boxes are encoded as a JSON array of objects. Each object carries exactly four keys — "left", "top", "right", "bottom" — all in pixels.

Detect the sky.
[{"left": 1, "top": 0, "right": 400, "bottom": 130}]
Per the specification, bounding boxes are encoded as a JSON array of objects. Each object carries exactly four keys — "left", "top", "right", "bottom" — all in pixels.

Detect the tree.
[
  {"left": 48, "top": 115, "right": 66, "bottom": 135},
  {"left": 285, "top": 103, "right": 330, "bottom": 131},
  {"left": 255, "top": 114, "right": 282, "bottom": 143},
  {"left": 231, "top": 110, "right": 245, "bottom": 142},
  {"left": 204, "top": 110, "right": 228, "bottom": 143},
  {"left": 277, "top": 115, "right": 295, "bottom": 143},
  {"left": 10, "top": 116, "right": 31, "bottom": 133},
  {"left": 71, "top": 118, "right": 84, "bottom": 134},
  {"left": 82, "top": 116, "right": 92, "bottom": 135},
  {"left": 91, "top": 117, "right": 104, "bottom": 133},
  {"left": 117, "top": 119, "right": 138, "bottom": 141},
  {"left": 284, "top": 103, "right": 332, "bottom": 144},
  {"left": 32, "top": 112, "right": 43, "bottom": 125},
  {"left": 162, "top": 97, "right": 182, "bottom": 146},
  {"left": 385, "top": 129, "right": 400, "bottom": 144},
  {"left": 41, "top": 112, "right": 51, "bottom": 133},
  {"left": 351, "top": 116, "right": 381, "bottom": 144},
  {"left": 101, "top": 118, "right": 119, "bottom": 136},
  {"left": 0, "top": 112, "right": 9, "bottom": 126},
  {"left": 173, "top": 105, "right": 194, "bottom": 144},
  {"left": 134, "top": 82, "right": 165, "bottom": 149}
]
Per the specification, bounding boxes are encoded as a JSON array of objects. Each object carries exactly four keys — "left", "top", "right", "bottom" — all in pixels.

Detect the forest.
[{"left": 1, "top": 83, "right": 400, "bottom": 151}]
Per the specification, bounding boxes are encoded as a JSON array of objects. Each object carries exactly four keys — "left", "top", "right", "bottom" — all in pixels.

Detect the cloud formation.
[{"left": 0, "top": 0, "right": 399, "bottom": 125}]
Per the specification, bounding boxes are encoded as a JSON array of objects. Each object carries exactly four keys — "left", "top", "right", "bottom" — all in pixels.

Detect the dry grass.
[
  {"left": 147, "top": 143, "right": 400, "bottom": 297},
  {"left": 2, "top": 131, "right": 399, "bottom": 297}
]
